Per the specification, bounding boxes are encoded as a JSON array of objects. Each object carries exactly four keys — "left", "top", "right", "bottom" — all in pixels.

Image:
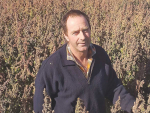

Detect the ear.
[{"left": 64, "top": 34, "right": 69, "bottom": 41}]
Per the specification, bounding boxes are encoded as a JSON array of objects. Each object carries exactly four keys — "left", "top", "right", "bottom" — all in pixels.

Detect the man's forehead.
[{"left": 68, "top": 22, "right": 89, "bottom": 33}]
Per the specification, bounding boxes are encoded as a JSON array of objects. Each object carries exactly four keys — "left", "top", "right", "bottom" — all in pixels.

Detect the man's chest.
[{"left": 56, "top": 62, "right": 109, "bottom": 97}]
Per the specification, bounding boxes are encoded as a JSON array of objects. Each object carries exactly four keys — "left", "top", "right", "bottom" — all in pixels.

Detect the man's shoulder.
[
  {"left": 92, "top": 44, "right": 106, "bottom": 54},
  {"left": 92, "top": 43, "right": 111, "bottom": 64},
  {"left": 41, "top": 44, "right": 67, "bottom": 67}
]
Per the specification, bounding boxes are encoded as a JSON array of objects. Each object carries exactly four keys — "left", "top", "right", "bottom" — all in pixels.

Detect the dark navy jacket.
[{"left": 33, "top": 43, "right": 135, "bottom": 113}]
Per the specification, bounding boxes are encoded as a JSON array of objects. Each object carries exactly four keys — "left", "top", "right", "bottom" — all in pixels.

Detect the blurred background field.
[{"left": 0, "top": 0, "right": 150, "bottom": 112}]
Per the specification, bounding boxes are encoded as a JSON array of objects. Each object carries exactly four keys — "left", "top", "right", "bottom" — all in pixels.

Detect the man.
[{"left": 33, "top": 10, "right": 135, "bottom": 113}]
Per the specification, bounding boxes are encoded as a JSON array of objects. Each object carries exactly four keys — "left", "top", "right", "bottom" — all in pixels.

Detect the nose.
[{"left": 80, "top": 31, "right": 86, "bottom": 40}]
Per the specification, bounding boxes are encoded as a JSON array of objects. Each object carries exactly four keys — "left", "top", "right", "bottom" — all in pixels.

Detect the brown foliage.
[{"left": 0, "top": 0, "right": 150, "bottom": 113}]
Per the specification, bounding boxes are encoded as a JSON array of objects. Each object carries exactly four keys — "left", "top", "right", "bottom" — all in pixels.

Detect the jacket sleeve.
[
  {"left": 105, "top": 64, "right": 135, "bottom": 113},
  {"left": 33, "top": 60, "right": 58, "bottom": 113},
  {"left": 33, "top": 67, "right": 45, "bottom": 113}
]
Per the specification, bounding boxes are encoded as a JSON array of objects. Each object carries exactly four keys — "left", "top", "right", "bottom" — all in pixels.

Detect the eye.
[
  {"left": 83, "top": 30, "right": 87, "bottom": 33},
  {"left": 73, "top": 31, "right": 79, "bottom": 35},
  {"left": 83, "top": 29, "right": 89, "bottom": 33}
]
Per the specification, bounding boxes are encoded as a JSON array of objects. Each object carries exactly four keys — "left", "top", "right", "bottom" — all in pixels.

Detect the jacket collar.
[
  {"left": 59, "top": 43, "right": 76, "bottom": 67},
  {"left": 59, "top": 43, "right": 96, "bottom": 67}
]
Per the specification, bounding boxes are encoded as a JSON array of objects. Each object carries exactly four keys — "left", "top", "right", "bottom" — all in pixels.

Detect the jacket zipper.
[
  {"left": 77, "top": 65, "right": 87, "bottom": 80},
  {"left": 76, "top": 59, "right": 95, "bottom": 84}
]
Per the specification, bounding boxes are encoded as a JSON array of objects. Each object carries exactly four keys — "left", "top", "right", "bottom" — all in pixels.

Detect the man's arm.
[
  {"left": 33, "top": 68, "right": 46, "bottom": 113},
  {"left": 105, "top": 65, "right": 135, "bottom": 113},
  {"left": 33, "top": 59, "right": 58, "bottom": 113}
]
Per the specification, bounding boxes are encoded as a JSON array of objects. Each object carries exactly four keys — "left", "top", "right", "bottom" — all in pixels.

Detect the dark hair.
[{"left": 61, "top": 10, "right": 91, "bottom": 36}]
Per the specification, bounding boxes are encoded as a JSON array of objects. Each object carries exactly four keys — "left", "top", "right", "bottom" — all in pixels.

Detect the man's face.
[{"left": 64, "top": 15, "right": 91, "bottom": 54}]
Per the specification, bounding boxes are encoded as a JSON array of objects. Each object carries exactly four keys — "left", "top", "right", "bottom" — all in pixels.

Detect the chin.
[{"left": 78, "top": 47, "right": 88, "bottom": 52}]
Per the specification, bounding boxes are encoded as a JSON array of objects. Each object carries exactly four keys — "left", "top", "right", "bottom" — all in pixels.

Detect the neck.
[
  {"left": 69, "top": 46, "right": 88, "bottom": 62},
  {"left": 75, "top": 51, "right": 88, "bottom": 61},
  {"left": 73, "top": 50, "right": 88, "bottom": 60},
  {"left": 72, "top": 51, "right": 88, "bottom": 68},
  {"left": 68, "top": 44, "right": 90, "bottom": 68}
]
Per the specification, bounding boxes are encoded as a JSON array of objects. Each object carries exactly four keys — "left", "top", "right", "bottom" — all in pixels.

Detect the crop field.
[{"left": 0, "top": 0, "right": 150, "bottom": 112}]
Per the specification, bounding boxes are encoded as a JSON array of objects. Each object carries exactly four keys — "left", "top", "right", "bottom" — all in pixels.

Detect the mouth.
[
  {"left": 78, "top": 43, "right": 86, "bottom": 46},
  {"left": 78, "top": 42, "right": 86, "bottom": 44}
]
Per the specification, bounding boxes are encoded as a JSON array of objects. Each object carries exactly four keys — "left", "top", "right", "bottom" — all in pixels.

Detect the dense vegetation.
[{"left": 0, "top": 0, "right": 150, "bottom": 112}]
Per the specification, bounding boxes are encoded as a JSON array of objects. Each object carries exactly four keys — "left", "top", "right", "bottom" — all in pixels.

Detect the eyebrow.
[
  {"left": 71, "top": 27, "right": 89, "bottom": 33},
  {"left": 71, "top": 30, "right": 79, "bottom": 34},
  {"left": 82, "top": 27, "right": 89, "bottom": 31}
]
